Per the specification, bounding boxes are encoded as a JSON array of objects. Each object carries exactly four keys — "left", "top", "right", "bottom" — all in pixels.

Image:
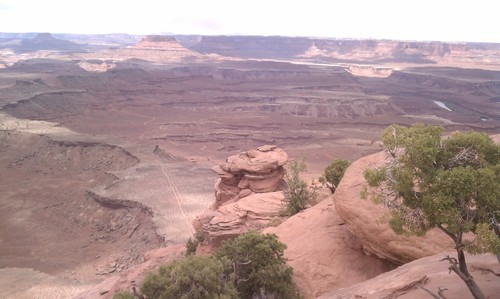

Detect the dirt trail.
[{"left": 161, "top": 164, "right": 196, "bottom": 236}]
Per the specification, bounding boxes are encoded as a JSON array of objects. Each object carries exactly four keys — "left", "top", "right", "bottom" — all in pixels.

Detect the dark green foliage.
[
  {"left": 112, "top": 291, "right": 135, "bottom": 299},
  {"left": 138, "top": 232, "right": 299, "bottom": 299},
  {"left": 215, "top": 231, "right": 299, "bottom": 299},
  {"left": 283, "top": 159, "right": 317, "bottom": 215},
  {"left": 185, "top": 231, "right": 206, "bottom": 256},
  {"left": 365, "top": 124, "right": 500, "bottom": 299},
  {"left": 319, "top": 159, "right": 350, "bottom": 193},
  {"left": 140, "top": 255, "right": 238, "bottom": 299},
  {"left": 363, "top": 166, "right": 387, "bottom": 187},
  {"left": 185, "top": 238, "right": 198, "bottom": 256}
]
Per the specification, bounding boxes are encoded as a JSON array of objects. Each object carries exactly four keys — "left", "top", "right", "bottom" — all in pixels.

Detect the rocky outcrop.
[
  {"left": 345, "top": 65, "right": 393, "bottom": 78},
  {"left": 333, "top": 151, "right": 454, "bottom": 265},
  {"left": 75, "top": 245, "right": 186, "bottom": 299},
  {"left": 194, "top": 145, "right": 288, "bottom": 246},
  {"left": 211, "top": 145, "right": 288, "bottom": 207},
  {"left": 195, "top": 191, "right": 284, "bottom": 247},
  {"left": 319, "top": 252, "right": 500, "bottom": 299},
  {"left": 264, "top": 199, "right": 394, "bottom": 299}
]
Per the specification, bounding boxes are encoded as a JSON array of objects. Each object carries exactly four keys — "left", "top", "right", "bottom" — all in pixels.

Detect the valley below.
[{"left": 0, "top": 33, "right": 499, "bottom": 298}]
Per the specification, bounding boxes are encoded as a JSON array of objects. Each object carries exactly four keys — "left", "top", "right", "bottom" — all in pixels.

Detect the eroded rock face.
[
  {"left": 193, "top": 145, "right": 288, "bottom": 247},
  {"left": 195, "top": 191, "right": 284, "bottom": 247},
  {"left": 264, "top": 199, "right": 394, "bottom": 299},
  {"left": 318, "top": 252, "right": 500, "bottom": 299},
  {"left": 333, "top": 151, "right": 454, "bottom": 265},
  {"left": 212, "top": 145, "right": 288, "bottom": 207}
]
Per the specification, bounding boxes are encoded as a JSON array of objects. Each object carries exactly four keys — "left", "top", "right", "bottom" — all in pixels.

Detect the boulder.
[
  {"left": 264, "top": 199, "right": 394, "bottom": 299},
  {"left": 333, "top": 151, "right": 454, "bottom": 265},
  {"left": 197, "top": 191, "right": 284, "bottom": 247},
  {"left": 223, "top": 145, "right": 288, "bottom": 174},
  {"left": 211, "top": 145, "right": 288, "bottom": 207},
  {"left": 319, "top": 252, "right": 500, "bottom": 299}
]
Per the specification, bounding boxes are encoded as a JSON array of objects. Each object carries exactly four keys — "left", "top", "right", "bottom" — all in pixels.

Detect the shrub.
[
  {"left": 140, "top": 255, "right": 238, "bottom": 299},
  {"left": 215, "top": 231, "right": 299, "bottom": 299},
  {"left": 282, "top": 159, "right": 317, "bottom": 215},
  {"left": 112, "top": 291, "right": 135, "bottom": 299},
  {"left": 318, "top": 159, "right": 350, "bottom": 193}
]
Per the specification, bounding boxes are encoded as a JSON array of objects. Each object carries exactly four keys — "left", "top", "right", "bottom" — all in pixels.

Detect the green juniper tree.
[
  {"left": 123, "top": 231, "right": 300, "bottom": 299},
  {"left": 319, "top": 159, "right": 350, "bottom": 193},
  {"left": 282, "top": 159, "right": 317, "bottom": 216},
  {"left": 215, "top": 231, "right": 299, "bottom": 299},
  {"left": 140, "top": 255, "right": 238, "bottom": 299},
  {"left": 364, "top": 124, "right": 500, "bottom": 299}
]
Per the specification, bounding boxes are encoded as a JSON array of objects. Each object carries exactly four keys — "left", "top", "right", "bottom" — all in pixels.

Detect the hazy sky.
[{"left": 0, "top": 0, "right": 498, "bottom": 43}]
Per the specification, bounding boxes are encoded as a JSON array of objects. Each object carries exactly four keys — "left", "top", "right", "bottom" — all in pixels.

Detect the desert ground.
[{"left": 0, "top": 33, "right": 499, "bottom": 297}]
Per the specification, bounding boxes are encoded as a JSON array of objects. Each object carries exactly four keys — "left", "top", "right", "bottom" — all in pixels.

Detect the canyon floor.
[{"left": 0, "top": 34, "right": 499, "bottom": 298}]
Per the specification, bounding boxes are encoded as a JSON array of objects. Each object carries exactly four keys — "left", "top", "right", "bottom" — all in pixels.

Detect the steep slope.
[{"left": 264, "top": 199, "right": 394, "bottom": 298}]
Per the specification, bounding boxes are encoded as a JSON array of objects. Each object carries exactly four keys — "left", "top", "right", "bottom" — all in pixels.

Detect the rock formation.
[
  {"left": 211, "top": 145, "right": 288, "bottom": 207},
  {"left": 264, "top": 199, "right": 394, "bottom": 299},
  {"left": 184, "top": 35, "right": 500, "bottom": 67},
  {"left": 10, "top": 32, "right": 89, "bottom": 53},
  {"left": 318, "top": 252, "right": 499, "bottom": 299},
  {"left": 333, "top": 151, "right": 454, "bottom": 265},
  {"left": 194, "top": 145, "right": 288, "bottom": 246},
  {"left": 196, "top": 191, "right": 285, "bottom": 247},
  {"left": 135, "top": 35, "right": 190, "bottom": 51}
]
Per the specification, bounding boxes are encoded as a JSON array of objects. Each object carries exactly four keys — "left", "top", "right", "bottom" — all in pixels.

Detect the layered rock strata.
[
  {"left": 211, "top": 145, "right": 288, "bottom": 207},
  {"left": 194, "top": 145, "right": 288, "bottom": 246}
]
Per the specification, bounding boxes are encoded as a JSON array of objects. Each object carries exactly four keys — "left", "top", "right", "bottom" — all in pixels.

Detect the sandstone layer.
[
  {"left": 212, "top": 145, "right": 288, "bottom": 207},
  {"left": 264, "top": 199, "right": 394, "bottom": 299},
  {"left": 333, "top": 151, "right": 454, "bottom": 264},
  {"left": 193, "top": 145, "right": 288, "bottom": 246},
  {"left": 196, "top": 191, "right": 284, "bottom": 247},
  {"left": 319, "top": 252, "right": 499, "bottom": 299}
]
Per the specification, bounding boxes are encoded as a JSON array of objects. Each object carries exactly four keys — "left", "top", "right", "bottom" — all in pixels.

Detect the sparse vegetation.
[
  {"left": 112, "top": 291, "right": 135, "bottom": 299},
  {"left": 318, "top": 159, "right": 350, "bottom": 193},
  {"left": 215, "top": 231, "right": 299, "bottom": 299},
  {"left": 185, "top": 230, "right": 206, "bottom": 256},
  {"left": 363, "top": 124, "right": 500, "bottom": 299},
  {"left": 282, "top": 159, "right": 317, "bottom": 216},
  {"left": 130, "top": 231, "right": 299, "bottom": 299},
  {"left": 141, "top": 255, "right": 238, "bottom": 299}
]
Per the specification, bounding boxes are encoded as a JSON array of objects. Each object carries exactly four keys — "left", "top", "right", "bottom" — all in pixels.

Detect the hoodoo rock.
[
  {"left": 194, "top": 145, "right": 288, "bottom": 246},
  {"left": 212, "top": 145, "right": 288, "bottom": 207},
  {"left": 333, "top": 151, "right": 454, "bottom": 265}
]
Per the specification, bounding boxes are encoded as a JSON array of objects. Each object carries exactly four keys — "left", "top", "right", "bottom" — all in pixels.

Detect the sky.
[{"left": 0, "top": 0, "right": 498, "bottom": 43}]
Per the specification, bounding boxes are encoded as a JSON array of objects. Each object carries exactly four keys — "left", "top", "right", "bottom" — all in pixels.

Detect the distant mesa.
[
  {"left": 3, "top": 32, "right": 89, "bottom": 53},
  {"left": 141, "top": 35, "right": 178, "bottom": 43},
  {"left": 32, "top": 32, "right": 57, "bottom": 42},
  {"left": 135, "top": 35, "right": 187, "bottom": 50}
]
